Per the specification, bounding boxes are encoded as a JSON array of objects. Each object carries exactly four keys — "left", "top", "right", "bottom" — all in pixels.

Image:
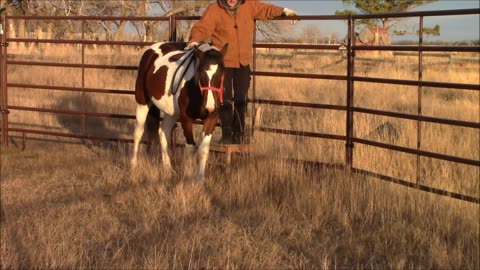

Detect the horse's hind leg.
[
  {"left": 158, "top": 115, "right": 177, "bottom": 172},
  {"left": 131, "top": 104, "right": 150, "bottom": 167}
]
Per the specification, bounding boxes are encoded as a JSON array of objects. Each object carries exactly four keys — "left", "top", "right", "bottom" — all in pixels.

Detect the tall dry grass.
[
  {"left": 1, "top": 140, "right": 479, "bottom": 269},
  {"left": 1, "top": 43, "right": 479, "bottom": 269}
]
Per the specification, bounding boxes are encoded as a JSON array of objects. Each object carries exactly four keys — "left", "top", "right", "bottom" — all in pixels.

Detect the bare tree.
[
  {"left": 300, "top": 25, "right": 322, "bottom": 44},
  {"left": 3, "top": 0, "right": 291, "bottom": 42}
]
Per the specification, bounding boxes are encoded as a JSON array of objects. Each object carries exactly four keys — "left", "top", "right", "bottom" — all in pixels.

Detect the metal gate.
[{"left": 0, "top": 10, "right": 479, "bottom": 204}]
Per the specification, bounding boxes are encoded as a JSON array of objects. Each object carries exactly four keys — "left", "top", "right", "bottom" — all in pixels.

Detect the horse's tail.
[{"left": 135, "top": 48, "right": 157, "bottom": 105}]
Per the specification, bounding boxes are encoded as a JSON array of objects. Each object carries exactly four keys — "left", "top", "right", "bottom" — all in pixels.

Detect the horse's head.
[{"left": 194, "top": 44, "right": 227, "bottom": 115}]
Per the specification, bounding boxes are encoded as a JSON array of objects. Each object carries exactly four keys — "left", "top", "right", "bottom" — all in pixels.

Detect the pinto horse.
[{"left": 131, "top": 42, "right": 226, "bottom": 181}]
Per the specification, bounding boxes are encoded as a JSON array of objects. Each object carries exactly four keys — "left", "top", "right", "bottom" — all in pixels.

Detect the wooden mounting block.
[{"left": 209, "top": 143, "right": 252, "bottom": 166}]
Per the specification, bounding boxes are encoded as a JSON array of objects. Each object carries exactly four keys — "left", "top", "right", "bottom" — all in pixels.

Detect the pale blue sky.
[{"left": 271, "top": 0, "right": 480, "bottom": 41}]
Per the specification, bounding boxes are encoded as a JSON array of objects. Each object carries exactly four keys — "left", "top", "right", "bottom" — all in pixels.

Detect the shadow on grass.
[{"left": 54, "top": 93, "right": 162, "bottom": 154}]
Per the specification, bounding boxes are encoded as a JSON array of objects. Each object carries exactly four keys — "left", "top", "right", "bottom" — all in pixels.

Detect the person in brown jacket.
[{"left": 186, "top": 0, "right": 297, "bottom": 144}]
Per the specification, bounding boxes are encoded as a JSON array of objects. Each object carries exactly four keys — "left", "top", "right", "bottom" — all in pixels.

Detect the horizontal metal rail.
[
  {"left": 353, "top": 106, "right": 480, "bottom": 129},
  {"left": 256, "top": 127, "right": 346, "bottom": 141},
  {"left": 353, "top": 45, "right": 480, "bottom": 52},
  {"left": 352, "top": 167, "right": 480, "bottom": 204},
  {"left": 6, "top": 37, "right": 155, "bottom": 47},
  {"left": 251, "top": 98, "right": 347, "bottom": 111},
  {"left": 7, "top": 60, "right": 138, "bottom": 71},
  {"left": 352, "top": 8, "right": 480, "bottom": 19},
  {"left": 5, "top": 15, "right": 170, "bottom": 21},
  {"left": 8, "top": 105, "right": 134, "bottom": 119},
  {"left": 7, "top": 83, "right": 134, "bottom": 95},
  {"left": 18, "top": 8, "right": 462, "bottom": 22},
  {"left": 285, "top": 158, "right": 480, "bottom": 204},
  {"left": 254, "top": 43, "right": 343, "bottom": 50},
  {"left": 9, "top": 127, "right": 133, "bottom": 143},
  {"left": 352, "top": 76, "right": 480, "bottom": 91},
  {"left": 253, "top": 71, "right": 347, "bottom": 81},
  {"left": 353, "top": 137, "right": 480, "bottom": 167}
]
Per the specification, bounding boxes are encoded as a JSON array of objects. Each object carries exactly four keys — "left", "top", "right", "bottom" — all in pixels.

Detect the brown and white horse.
[{"left": 131, "top": 42, "right": 226, "bottom": 181}]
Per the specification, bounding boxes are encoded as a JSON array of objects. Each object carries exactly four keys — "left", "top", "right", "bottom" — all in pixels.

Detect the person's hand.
[
  {"left": 282, "top": 8, "right": 298, "bottom": 25},
  {"left": 283, "top": 8, "right": 297, "bottom": 16},
  {"left": 185, "top": 41, "right": 199, "bottom": 50}
]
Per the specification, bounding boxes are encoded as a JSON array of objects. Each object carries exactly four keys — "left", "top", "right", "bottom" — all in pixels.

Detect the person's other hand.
[
  {"left": 283, "top": 8, "right": 299, "bottom": 24},
  {"left": 185, "top": 41, "right": 199, "bottom": 50}
]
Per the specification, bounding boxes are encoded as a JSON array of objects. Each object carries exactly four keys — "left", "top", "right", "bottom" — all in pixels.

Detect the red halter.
[{"left": 199, "top": 74, "right": 224, "bottom": 103}]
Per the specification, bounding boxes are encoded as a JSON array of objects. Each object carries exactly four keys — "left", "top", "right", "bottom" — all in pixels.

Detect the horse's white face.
[
  {"left": 197, "top": 47, "right": 224, "bottom": 116},
  {"left": 204, "top": 64, "right": 218, "bottom": 113}
]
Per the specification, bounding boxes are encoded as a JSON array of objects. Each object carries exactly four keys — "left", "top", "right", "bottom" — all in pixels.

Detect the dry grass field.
[{"left": 1, "top": 43, "right": 479, "bottom": 269}]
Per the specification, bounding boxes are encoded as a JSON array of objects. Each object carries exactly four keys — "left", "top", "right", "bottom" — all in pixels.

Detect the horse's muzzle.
[{"left": 201, "top": 107, "right": 219, "bottom": 118}]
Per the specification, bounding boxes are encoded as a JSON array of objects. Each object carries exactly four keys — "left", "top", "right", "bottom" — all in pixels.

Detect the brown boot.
[{"left": 232, "top": 132, "right": 244, "bottom": 144}]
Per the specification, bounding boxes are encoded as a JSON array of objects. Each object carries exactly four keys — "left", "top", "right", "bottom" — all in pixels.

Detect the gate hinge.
[
  {"left": 346, "top": 142, "right": 355, "bottom": 148},
  {"left": 0, "top": 42, "right": 8, "bottom": 47},
  {"left": 0, "top": 109, "right": 10, "bottom": 114}
]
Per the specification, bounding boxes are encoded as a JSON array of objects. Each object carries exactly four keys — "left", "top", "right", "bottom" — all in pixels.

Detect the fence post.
[
  {"left": 416, "top": 16, "right": 424, "bottom": 185},
  {"left": 169, "top": 15, "right": 177, "bottom": 42},
  {"left": 0, "top": 15, "right": 9, "bottom": 146},
  {"left": 81, "top": 19, "right": 86, "bottom": 136},
  {"left": 252, "top": 20, "right": 257, "bottom": 140},
  {"left": 345, "top": 15, "right": 355, "bottom": 169}
]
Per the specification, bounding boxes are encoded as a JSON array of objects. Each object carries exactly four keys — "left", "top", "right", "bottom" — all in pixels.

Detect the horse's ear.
[{"left": 220, "top": 43, "right": 228, "bottom": 57}]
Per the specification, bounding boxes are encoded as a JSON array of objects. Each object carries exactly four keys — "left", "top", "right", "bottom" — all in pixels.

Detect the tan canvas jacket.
[{"left": 190, "top": 0, "right": 284, "bottom": 68}]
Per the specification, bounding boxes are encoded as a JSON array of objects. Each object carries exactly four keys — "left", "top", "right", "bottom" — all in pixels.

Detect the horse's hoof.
[
  {"left": 184, "top": 144, "right": 197, "bottom": 156},
  {"left": 161, "top": 165, "right": 177, "bottom": 178},
  {"left": 196, "top": 175, "right": 205, "bottom": 183},
  {"left": 130, "top": 158, "right": 138, "bottom": 167}
]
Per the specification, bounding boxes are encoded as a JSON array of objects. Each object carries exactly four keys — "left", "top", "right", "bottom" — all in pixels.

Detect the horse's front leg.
[
  {"left": 196, "top": 116, "right": 218, "bottom": 182},
  {"left": 159, "top": 115, "right": 177, "bottom": 173},
  {"left": 180, "top": 116, "right": 196, "bottom": 147}
]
